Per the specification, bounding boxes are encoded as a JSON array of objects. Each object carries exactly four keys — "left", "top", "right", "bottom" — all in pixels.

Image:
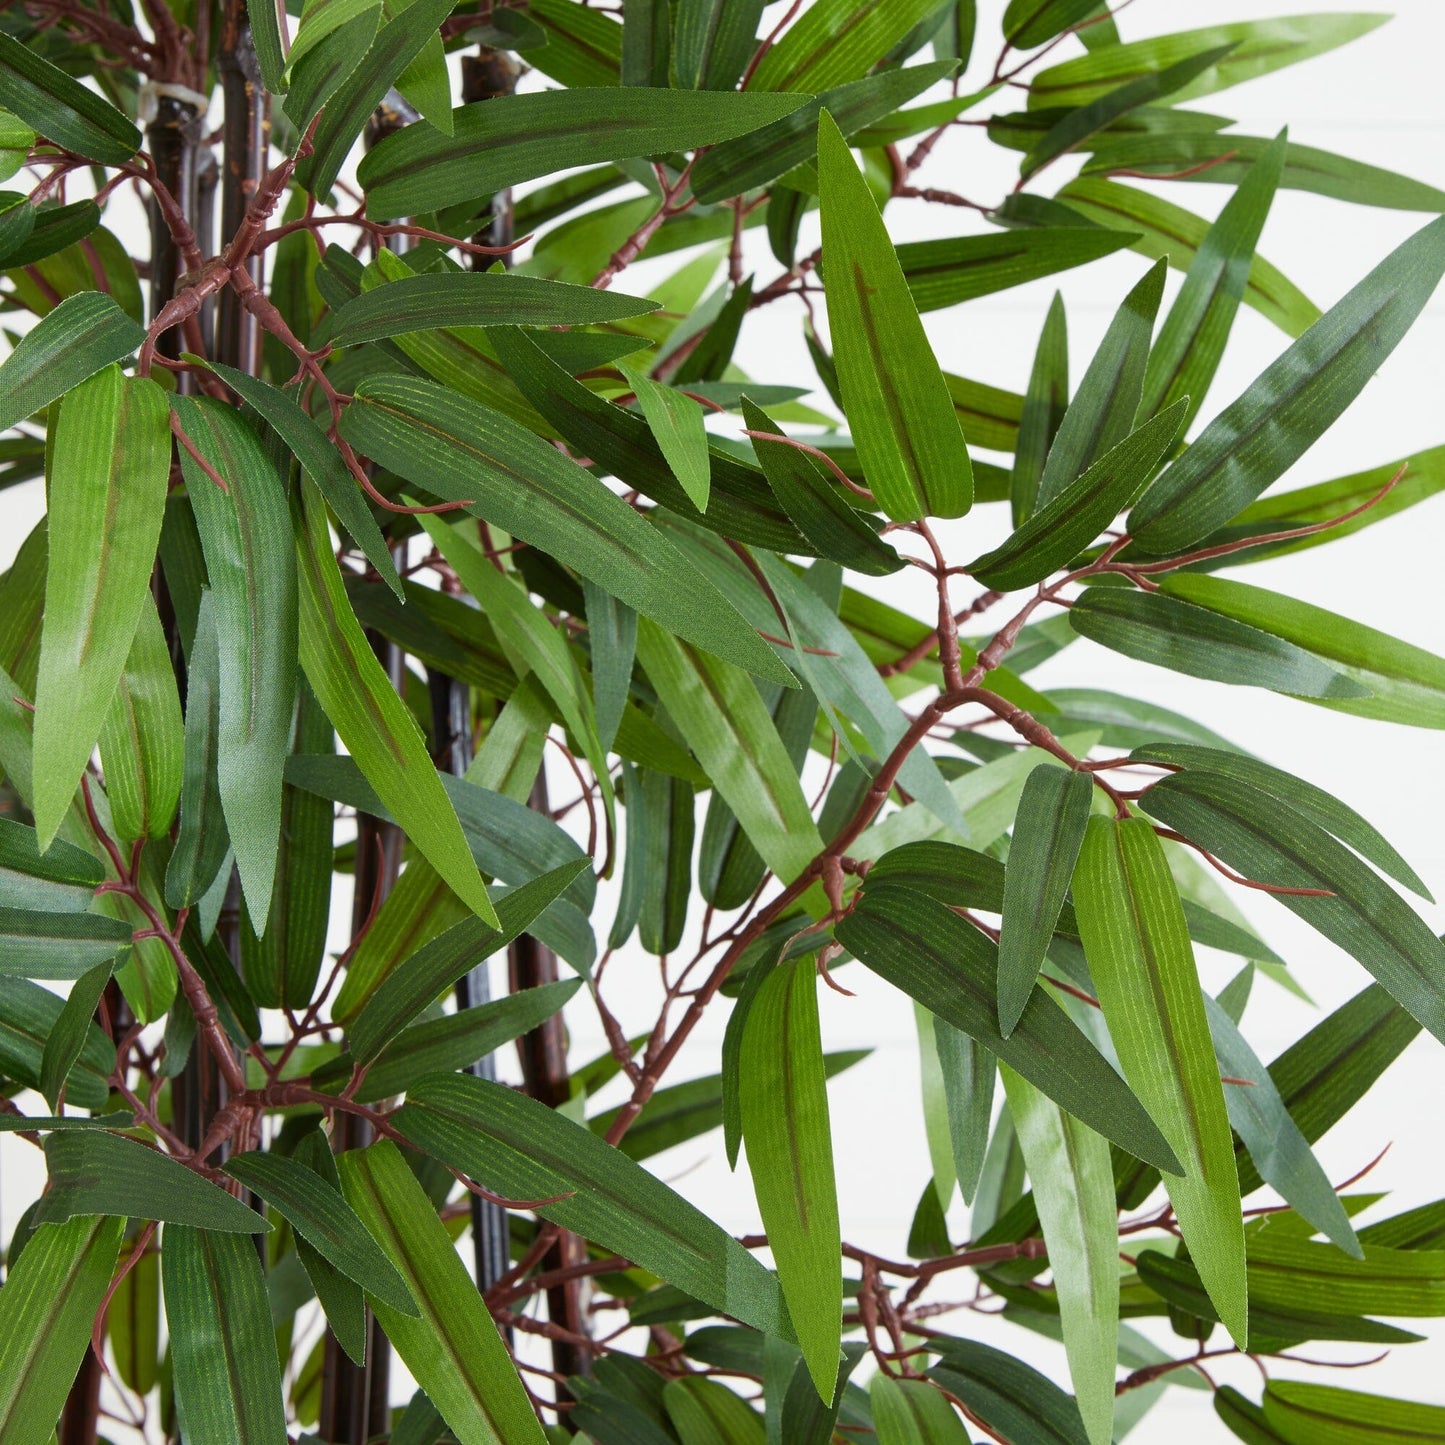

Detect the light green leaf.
[
  {"left": 1263, "top": 1382, "right": 1445, "bottom": 1444},
  {"left": 749, "top": 0, "right": 949, "bottom": 92},
  {"left": 871, "top": 1372, "right": 973, "bottom": 1443},
  {"left": 284, "top": 5, "right": 380, "bottom": 132},
  {"left": 584, "top": 579, "right": 637, "bottom": 755},
  {"left": 1072, "top": 815, "right": 1246, "bottom": 1343},
  {"left": 664, "top": 1376, "right": 766, "bottom": 1445},
  {"left": 621, "top": 364, "right": 710, "bottom": 512},
  {"left": 247, "top": 0, "right": 290, "bottom": 92}
]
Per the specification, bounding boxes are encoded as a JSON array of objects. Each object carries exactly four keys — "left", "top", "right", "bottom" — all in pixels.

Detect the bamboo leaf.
[
  {"left": 0, "top": 32, "right": 139, "bottom": 164},
  {"left": 0, "top": 817, "right": 101, "bottom": 913},
  {"left": 1131, "top": 216, "right": 1445, "bottom": 552},
  {"left": 38, "top": 958, "right": 113, "bottom": 1111},
  {"left": 1005, "top": 0, "right": 1104, "bottom": 50},
  {"left": 33, "top": 367, "right": 168, "bottom": 845},
  {"left": 0, "top": 976, "right": 114, "bottom": 1110},
  {"left": 740, "top": 957, "right": 841, "bottom": 1400},
  {"left": 871, "top": 1372, "right": 973, "bottom": 1443},
  {"left": 835, "top": 881, "right": 1182, "bottom": 1172},
  {"left": 1012, "top": 291, "right": 1069, "bottom": 524},
  {"left": 1072, "top": 815, "right": 1247, "bottom": 1343},
  {"left": 749, "top": 0, "right": 951, "bottom": 92},
  {"left": 292, "top": 475, "right": 498, "bottom": 926},
  {"left": 0, "top": 1214, "right": 124, "bottom": 1445},
  {"left": 1247, "top": 1234, "right": 1445, "bottom": 1318},
  {"left": 358, "top": 87, "right": 808, "bottom": 219},
  {"left": 1263, "top": 1382, "right": 1445, "bottom": 1443},
  {"left": 664, "top": 1376, "right": 766, "bottom": 1445},
  {"left": 109, "top": 1239, "right": 160, "bottom": 1396},
  {"left": 583, "top": 580, "right": 636, "bottom": 753},
  {"left": 998, "top": 764, "right": 1093, "bottom": 1036},
  {"left": 339, "top": 1141, "right": 547, "bottom": 1445},
  {"left": 621, "top": 364, "right": 710, "bottom": 513},
  {"left": 928, "top": 1337, "right": 1089, "bottom": 1445},
  {"left": 162, "top": 1225, "right": 288, "bottom": 1444},
  {"left": 394, "top": 1073, "right": 790, "bottom": 1336},
  {"left": 284, "top": 6, "right": 380, "bottom": 132},
  {"left": 0, "top": 907, "right": 132, "bottom": 980},
  {"left": 248, "top": 0, "right": 290, "bottom": 92},
  {"left": 672, "top": 0, "right": 765, "bottom": 90},
  {"left": 1001, "top": 1066, "right": 1117, "bottom": 1445},
  {"left": 818, "top": 108, "right": 971, "bottom": 522},
  {"left": 174, "top": 395, "right": 298, "bottom": 922}
]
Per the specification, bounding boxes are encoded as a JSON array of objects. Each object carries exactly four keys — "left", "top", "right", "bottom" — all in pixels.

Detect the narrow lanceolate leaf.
[
  {"left": 1004, "top": 0, "right": 1103, "bottom": 50},
  {"left": 0, "top": 292, "right": 144, "bottom": 435},
  {"left": 835, "top": 882, "right": 1182, "bottom": 1173},
  {"left": 318, "top": 271, "right": 658, "bottom": 348},
  {"left": 1001, "top": 1067, "right": 1117, "bottom": 1445},
  {"left": 1263, "top": 1382, "right": 1445, "bottom": 1444},
  {"left": 1163, "top": 572, "right": 1445, "bottom": 730},
  {"left": 358, "top": 87, "right": 807, "bottom": 219},
  {"left": 349, "top": 861, "right": 590, "bottom": 1063},
  {"left": 929, "top": 1338, "right": 1090, "bottom": 1445},
  {"left": 739, "top": 958, "right": 841, "bottom": 1401},
  {"left": 1247, "top": 1233, "right": 1445, "bottom": 1318},
  {"left": 0, "top": 976, "right": 114, "bottom": 1111},
  {"left": 664, "top": 1376, "right": 767, "bottom": 1444},
  {"left": 39, "top": 959, "right": 113, "bottom": 1109},
  {"left": 163, "top": 1226, "right": 288, "bottom": 1445},
  {"left": 1012, "top": 291, "right": 1068, "bottom": 525},
  {"left": 394, "top": 1073, "right": 790, "bottom": 1336},
  {"left": 583, "top": 580, "right": 636, "bottom": 754},
  {"left": 339, "top": 374, "right": 792, "bottom": 683},
  {"left": 997, "top": 764, "right": 1093, "bottom": 1036},
  {"left": 0, "top": 908, "right": 131, "bottom": 980},
  {"left": 871, "top": 1372, "right": 973, "bottom": 1444},
  {"left": 636, "top": 618, "right": 821, "bottom": 884},
  {"left": 672, "top": 0, "right": 764, "bottom": 90},
  {"left": 293, "top": 476, "right": 497, "bottom": 926},
  {"left": 935, "top": 1019, "right": 994, "bottom": 1205},
  {"left": 1140, "top": 769, "right": 1445, "bottom": 1045},
  {"left": 0, "top": 817, "right": 101, "bottom": 913},
  {"left": 33, "top": 368, "right": 169, "bottom": 846},
  {"left": 175, "top": 396, "right": 297, "bottom": 923},
  {"left": 621, "top": 364, "right": 710, "bottom": 512},
  {"left": 1202, "top": 995, "right": 1360, "bottom": 1257},
  {"left": 818, "top": 109, "right": 971, "bottom": 521},
  {"left": 165, "top": 591, "right": 231, "bottom": 909},
  {"left": 339, "top": 1143, "right": 546, "bottom": 1445},
  {"left": 0, "top": 32, "right": 140, "bottom": 164},
  {"left": 1035, "top": 259, "right": 1164, "bottom": 510},
  {"left": 972, "top": 400, "right": 1186, "bottom": 591},
  {"left": 749, "top": 0, "right": 947, "bottom": 92},
  {"left": 284, "top": 6, "right": 379, "bottom": 132},
  {"left": 223, "top": 1151, "right": 415, "bottom": 1313},
  {"left": 1067, "top": 588, "right": 1369, "bottom": 701},
  {"left": 1139, "top": 131, "right": 1287, "bottom": 427},
  {"left": 38, "top": 1130, "right": 268, "bottom": 1233},
  {"left": 247, "top": 0, "right": 289, "bottom": 92},
  {"left": 0, "top": 1214, "right": 124, "bottom": 1445},
  {"left": 1072, "top": 816, "right": 1247, "bottom": 1344},
  {"left": 1131, "top": 215, "right": 1445, "bottom": 552}
]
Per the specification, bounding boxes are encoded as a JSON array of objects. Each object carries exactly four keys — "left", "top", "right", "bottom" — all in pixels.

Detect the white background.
[{"left": 3, "top": 1, "right": 1445, "bottom": 1438}]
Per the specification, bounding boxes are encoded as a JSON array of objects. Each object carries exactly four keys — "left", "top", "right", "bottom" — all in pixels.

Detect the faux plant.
[{"left": 1, "top": 0, "right": 1444, "bottom": 1440}]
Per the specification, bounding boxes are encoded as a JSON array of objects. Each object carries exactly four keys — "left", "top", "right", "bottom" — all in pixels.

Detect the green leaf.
[
  {"left": 1012, "top": 291, "right": 1069, "bottom": 524},
  {"left": 33, "top": 367, "right": 168, "bottom": 846},
  {"left": 0, "top": 907, "right": 132, "bottom": 980},
  {"left": 621, "top": 364, "right": 710, "bottom": 512},
  {"left": 630, "top": 762, "right": 695, "bottom": 955},
  {"left": 1139, "top": 131, "right": 1287, "bottom": 427},
  {"left": 622, "top": 0, "right": 670, "bottom": 86},
  {"left": 664, "top": 1376, "right": 765, "bottom": 1445},
  {"left": 1216, "top": 1386, "right": 1291, "bottom": 1445},
  {"left": 740, "top": 957, "right": 841, "bottom": 1400},
  {"left": 1163, "top": 573, "right": 1445, "bottom": 728},
  {"left": 1001, "top": 1066, "right": 1116, "bottom": 1445},
  {"left": 672, "top": 0, "right": 765, "bottom": 90},
  {"left": 691, "top": 62, "right": 956, "bottom": 206},
  {"left": 38, "top": 1129, "right": 268, "bottom": 1233},
  {"left": 174, "top": 396, "right": 297, "bottom": 924},
  {"left": 527, "top": 0, "right": 622, "bottom": 86},
  {"left": 835, "top": 881, "right": 1182, "bottom": 1172},
  {"left": 583, "top": 580, "right": 636, "bottom": 753},
  {"left": 297, "top": 0, "right": 458, "bottom": 197},
  {"left": 339, "top": 1142, "right": 547, "bottom": 1445},
  {"left": 201, "top": 359, "right": 402, "bottom": 599},
  {"left": 935, "top": 1016, "right": 994, "bottom": 1206},
  {"left": 394, "top": 1072, "right": 790, "bottom": 1336},
  {"left": 0, "top": 976, "right": 114, "bottom": 1110},
  {"left": 348, "top": 861, "right": 590, "bottom": 1063},
  {"left": 1131, "top": 216, "right": 1445, "bottom": 552},
  {"left": 358, "top": 87, "right": 808, "bottom": 219},
  {"left": 284, "top": 6, "right": 380, "bottom": 132},
  {"left": 741, "top": 397, "right": 899, "bottom": 577},
  {"left": 0, "top": 1214, "right": 124, "bottom": 1445},
  {"left": 339, "top": 370, "right": 793, "bottom": 683},
  {"left": 1004, "top": 0, "right": 1104, "bottom": 50},
  {"left": 38, "top": 958, "right": 113, "bottom": 1110},
  {"left": 1138, "top": 768, "right": 1445, "bottom": 1045},
  {"left": 1035, "top": 259, "right": 1164, "bottom": 510},
  {"left": 248, "top": 0, "right": 290, "bottom": 92},
  {"left": 109, "top": 1236, "right": 160, "bottom": 1396},
  {"left": 0, "top": 32, "right": 139, "bottom": 164},
  {"left": 749, "top": 0, "right": 949, "bottom": 92},
  {"left": 871, "top": 1373, "right": 973, "bottom": 1443},
  {"left": 292, "top": 475, "right": 498, "bottom": 926},
  {"left": 1067, "top": 587, "right": 1369, "bottom": 700},
  {"left": 1264, "top": 1382, "right": 1445, "bottom": 1444},
  {"left": 1247, "top": 1233, "right": 1445, "bottom": 1318},
  {"left": 818, "top": 109, "right": 970, "bottom": 521},
  {"left": 1072, "top": 815, "right": 1246, "bottom": 1343},
  {"left": 1131, "top": 743, "right": 1430, "bottom": 900},
  {"left": 972, "top": 400, "right": 1186, "bottom": 590},
  {"left": 162, "top": 1225, "right": 288, "bottom": 1444},
  {"left": 928, "top": 1337, "right": 1089, "bottom": 1445},
  {"left": 0, "top": 816, "right": 101, "bottom": 913},
  {"left": 636, "top": 617, "right": 822, "bottom": 883},
  {"left": 97, "top": 591, "right": 183, "bottom": 843},
  {"left": 222, "top": 1150, "right": 415, "bottom": 1312},
  {"left": 1028, "top": 14, "right": 1389, "bottom": 109},
  {"left": 998, "top": 764, "right": 1093, "bottom": 1036}
]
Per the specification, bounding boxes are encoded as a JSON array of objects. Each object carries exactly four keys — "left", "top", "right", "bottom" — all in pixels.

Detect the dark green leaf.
[
  {"left": 38, "top": 959, "right": 113, "bottom": 1110},
  {"left": 929, "top": 1337, "right": 1088, "bottom": 1445},
  {"left": 749, "top": 0, "right": 950, "bottom": 92},
  {"left": 1005, "top": 0, "right": 1103, "bottom": 50},
  {"left": 284, "top": 6, "right": 380, "bottom": 133},
  {"left": 1012, "top": 291, "right": 1068, "bottom": 524},
  {"left": 664, "top": 1376, "right": 765, "bottom": 1444},
  {"left": 0, "top": 907, "right": 131, "bottom": 981},
  {"left": 673, "top": 0, "right": 765, "bottom": 90},
  {"left": 1264, "top": 1382, "right": 1445, "bottom": 1444},
  {"left": 0, "top": 976, "right": 114, "bottom": 1111},
  {"left": 0, "top": 816, "right": 100, "bottom": 912},
  {"left": 0, "top": 32, "right": 139, "bottom": 164},
  {"left": 871, "top": 1372, "right": 973, "bottom": 1443},
  {"left": 583, "top": 580, "right": 637, "bottom": 753},
  {"left": 247, "top": 0, "right": 289, "bottom": 92}
]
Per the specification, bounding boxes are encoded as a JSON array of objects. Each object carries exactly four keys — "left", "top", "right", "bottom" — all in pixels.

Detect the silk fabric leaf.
[
  {"left": 870, "top": 1372, "right": 973, "bottom": 1443},
  {"left": 1012, "top": 291, "right": 1068, "bottom": 524},
  {"left": 0, "top": 906, "right": 131, "bottom": 980},
  {"left": 0, "top": 817, "right": 101, "bottom": 914},
  {"left": 162, "top": 1225, "right": 288, "bottom": 1444},
  {"left": 1072, "top": 815, "right": 1247, "bottom": 1344},
  {"left": 394, "top": 1072, "right": 789, "bottom": 1336},
  {"left": 33, "top": 367, "right": 169, "bottom": 846},
  {"left": 818, "top": 109, "right": 971, "bottom": 521},
  {"left": 583, "top": 579, "right": 637, "bottom": 753},
  {"left": 749, "top": 0, "right": 948, "bottom": 92},
  {"left": 928, "top": 1337, "right": 1089, "bottom": 1445},
  {"left": 0, "top": 1214, "right": 124, "bottom": 1445},
  {"left": 292, "top": 475, "right": 497, "bottom": 926},
  {"left": 0, "top": 32, "right": 139, "bottom": 163},
  {"left": 739, "top": 957, "right": 842, "bottom": 1400},
  {"left": 174, "top": 395, "right": 298, "bottom": 924},
  {"left": 38, "top": 958, "right": 113, "bottom": 1110},
  {"left": 835, "top": 882, "right": 1181, "bottom": 1172},
  {"left": 1130, "top": 214, "right": 1445, "bottom": 552},
  {"left": 672, "top": 0, "right": 765, "bottom": 90},
  {"left": 1001, "top": 1066, "right": 1117, "bottom": 1445},
  {"left": 1004, "top": 0, "right": 1103, "bottom": 49},
  {"left": 620, "top": 364, "right": 710, "bottom": 512},
  {"left": 1263, "top": 1381, "right": 1445, "bottom": 1444},
  {"left": 997, "top": 763, "right": 1093, "bottom": 1036},
  {"left": 0, "top": 976, "right": 115, "bottom": 1110},
  {"left": 284, "top": 5, "right": 380, "bottom": 132},
  {"left": 936, "top": 1017, "right": 995, "bottom": 1205},
  {"left": 664, "top": 1376, "right": 766, "bottom": 1444},
  {"left": 339, "top": 1142, "right": 547, "bottom": 1445}
]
